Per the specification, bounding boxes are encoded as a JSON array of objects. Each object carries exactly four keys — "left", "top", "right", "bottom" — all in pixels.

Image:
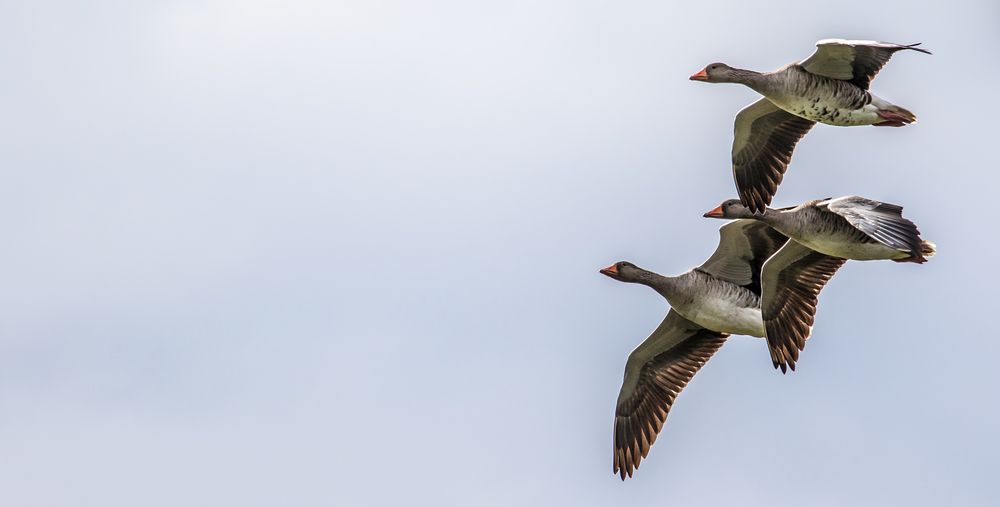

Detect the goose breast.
[
  {"left": 766, "top": 67, "right": 880, "bottom": 126},
  {"left": 668, "top": 272, "right": 765, "bottom": 337}
]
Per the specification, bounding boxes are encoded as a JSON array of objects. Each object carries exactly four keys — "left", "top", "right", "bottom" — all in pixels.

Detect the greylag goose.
[
  {"left": 600, "top": 220, "right": 844, "bottom": 479},
  {"left": 704, "top": 195, "right": 935, "bottom": 370},
  {"left": 690, "top": 39, "right": 931, "bottom": 213}
]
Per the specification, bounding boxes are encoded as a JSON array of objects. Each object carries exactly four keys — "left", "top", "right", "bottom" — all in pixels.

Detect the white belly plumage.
[
  {"left": 676, "top": 296, "right": 765, "bottom": 337},
  {"left": 771, "top": 95, "right": 879, "bottom": 126},
  {"left": 796, "top": 236, "right": 907, "bottom": 261}
]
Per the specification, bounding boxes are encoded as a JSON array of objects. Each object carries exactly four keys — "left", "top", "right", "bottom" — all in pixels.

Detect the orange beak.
[
  {"left": 689, "top": 68, "right": 709, "bottom": 81},
  {"left": 600, "top": 264, "right": 618, "bottom": 276},
  {"left": 703, "top": 205, "right": 725, "bottom": 218}
]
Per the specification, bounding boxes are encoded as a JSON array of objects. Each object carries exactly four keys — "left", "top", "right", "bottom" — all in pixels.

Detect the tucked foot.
[
  {"left": 875, "top": 107, "right": 916, "bottom": 126},
  {"left": 874, "top": 120, "right": 907, "bottom": 127}
]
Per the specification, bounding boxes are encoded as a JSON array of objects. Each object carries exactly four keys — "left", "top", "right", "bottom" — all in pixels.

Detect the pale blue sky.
[{"left": 1, "top": 1, "right": 998, "bottom": 505}]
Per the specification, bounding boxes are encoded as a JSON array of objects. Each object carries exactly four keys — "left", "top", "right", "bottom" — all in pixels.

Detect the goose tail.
[
  {"left": 920, "top": 240, "right": 937, "bottom": 259},
  {"left": 892, "top": 240, "right": 936, "bottom": 264}
]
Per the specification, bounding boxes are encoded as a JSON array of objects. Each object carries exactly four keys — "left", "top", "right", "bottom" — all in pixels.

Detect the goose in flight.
[
  {"left": 690, "top": 39, "right": 931, "bottom": 213},
  {"left": 600, "top": 220, "right": 844, "bottom": 479},
  {"left": 704, "top": 195, "right": 935, "bottom": 370}
]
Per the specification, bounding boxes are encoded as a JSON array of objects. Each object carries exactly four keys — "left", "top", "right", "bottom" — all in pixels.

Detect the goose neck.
[
  {"left": 646, "top": 273, "right": 681, "bottom": 301},
  {"left": 729, "top": 68, "right": 767, "bottom": 89}
]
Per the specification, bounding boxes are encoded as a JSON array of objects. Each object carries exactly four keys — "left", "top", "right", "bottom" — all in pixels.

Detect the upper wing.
[
  {"left": 613, "top": 310, "right": 729, "bottom": 480},
  {"left": 799, "top": 39, "right": 931, "bottom": 90},
  {"left": 821, "top": 196, "right": 923, "bottom": 254},
  {"left": 699, "top": 219, "right": 789, "bottom": 293},
  {"left": 760, "top": 241, "right": 846, "bottom": 373},
  {"left": 732, "top": 98, "right": 816, "bottom": 214}
]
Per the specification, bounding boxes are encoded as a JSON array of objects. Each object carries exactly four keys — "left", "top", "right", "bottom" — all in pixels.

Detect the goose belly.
[
  {"left": 678, "top": 296, "right": 765, "bottom": 337},
  {"left": 795, "top": 236, "right": 908, "bottom": 261},
  {"left": 771, "top": 95, "right": 879, "bottom": 126}
]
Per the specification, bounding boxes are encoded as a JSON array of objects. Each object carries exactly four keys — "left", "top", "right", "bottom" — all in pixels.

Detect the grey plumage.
[
  {"left": 799, "top": 39, "right": 932, "bottom": 90},
  {"left": 693, "top": 39, "right": 931, "bottom": 212},
  {"left": 600, "top": 221, "right": 791, "bottom": 479},
  {"left": 820, "top": 196, "right": 927, "bottom": 260},
  {"left": 704, "top": 195, "right": 936, "bottom": 371},
  {"left": 698, "top": 219, "right": 789, "bottom": 294},
  {"left": 731, "top": 99, "right": 816, "bottom": 214},
  {"left": 601, "top": 215, "right": 861, "bottom": 477},
  {"left": 613, "top": 311, "right": 727, "bottom": 480},
  {"left": 760, "top": 241, "right": 846, "bottom": 372}
]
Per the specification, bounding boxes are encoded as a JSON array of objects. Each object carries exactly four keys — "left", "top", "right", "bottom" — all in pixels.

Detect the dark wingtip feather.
[
  {"left": 612, "top": 331, "right": 728, "bottom": 480},
  {"left": 740, "top": 189, "right": 769, "bottom": 215},
  {"left": 904, "top": 42, "right": 932, "bottom": 55},
  {"left": 779, "top": 354, "right": 796, "bottom": 374}
]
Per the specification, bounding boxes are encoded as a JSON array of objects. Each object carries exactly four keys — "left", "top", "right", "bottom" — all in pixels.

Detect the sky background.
[{"left": 2, "top": 1, "right": 998, "bottom": 505}]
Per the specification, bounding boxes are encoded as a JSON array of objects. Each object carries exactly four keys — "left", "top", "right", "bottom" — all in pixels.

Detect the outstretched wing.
[
  {"left": 821, "top": 196, "right": 923, "bottom": 255},
  {"left": 732, "top": 98, "right": 816, "bottom": 214},
  {"left": 613, "top": 310, "right": 729, "bottom": 480},
  {"left": 699, "top": 218, "right": 788, "bottom": 294},
  {"left": 799, "top": 39, "right": 931, "bottom": 90},
  {"left": 760, "top": 241, "right": 846, "bottom": 373}
]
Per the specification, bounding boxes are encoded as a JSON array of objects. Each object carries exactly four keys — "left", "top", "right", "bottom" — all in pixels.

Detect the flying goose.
[
  {"left": 600, "top": 220, "right": 844, "bottom": 479},
  {"left": 704, "top": 195, "right": 935, "bottom": 370},
  {"left": 690, "top": 39, "right": 931, "bottom": 213}
]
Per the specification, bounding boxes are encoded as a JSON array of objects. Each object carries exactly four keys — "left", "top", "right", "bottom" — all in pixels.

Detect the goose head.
[
  {"left": 599, "top": 261, "right": 647, "bottom": 284},
  {"left": 703, "top": 199, "right": 754, "bottom": 219},
  {"left": 689, "top": 63, "right": 739, "bottom": 83}
]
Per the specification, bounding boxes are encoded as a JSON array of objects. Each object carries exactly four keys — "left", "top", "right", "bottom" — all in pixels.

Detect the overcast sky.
[{"left": 1, "top": 1, "right": 998, "bottom": 505}]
